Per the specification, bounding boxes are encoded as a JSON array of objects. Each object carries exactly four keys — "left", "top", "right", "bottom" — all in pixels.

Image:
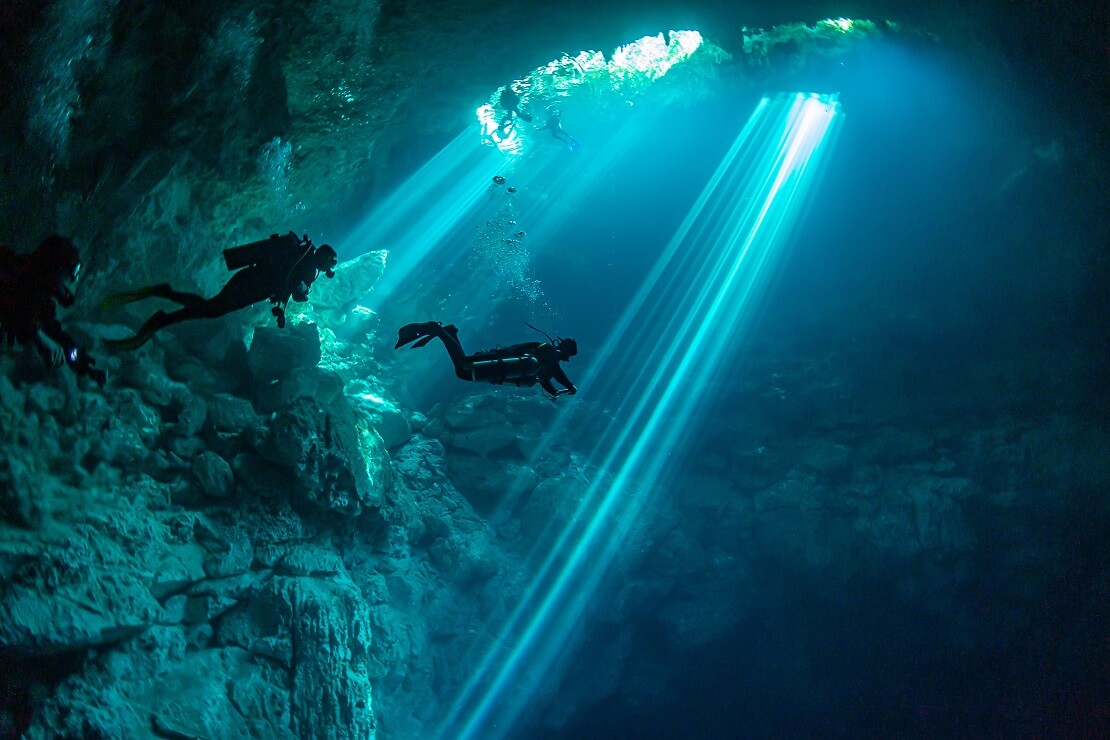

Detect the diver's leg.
[
  {"left": 396, "top": 321, "right": 473, "bottom": 374},
  {"left": 147, "top": 284, "right": 206, "bottom": 307},
  {"left": 196, "top": 268, "right": 271, "bottom": 318},
  {"left": 104, "top": 307, "right": 185, "bottom": 351},
  {"left": 101, "top": 283, "right": 200, "bottom": 308}
]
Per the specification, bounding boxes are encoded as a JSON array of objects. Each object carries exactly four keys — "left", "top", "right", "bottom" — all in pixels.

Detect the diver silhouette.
[
  {"left": 536, "top": 107, "right": 578, "bottom": 150},
  {"left": 395, "top": 321, "right": 578, "bottom": 399},
  {"left": 0, "top": 235, "right": 105, "bottom": 385},
  {"left": 498, "top": 85, "right": 533, "bottom": 134},
  {"left": 103, "top": 232, "right": 338, "bottom": 351}
]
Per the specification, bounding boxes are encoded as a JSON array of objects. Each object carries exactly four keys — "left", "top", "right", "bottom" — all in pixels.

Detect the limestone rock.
[
  {"left": 308, "top": 250, "right": 387, "bottom": 326},
  {"left": 348, "top": 382, "right": 411, "bottom": 449},
  {"left": 147, "top": 648, "right": 258, "bottom": 739},
  {"left": 174, "top": 392, "right": 208, "bottom": 437},
  {"left": 261, "top": 366, "right": 346, "bottom": 409},
  {"left": 257, "top": 396, "right": 387, "bottom": 516},
  {"left": 206, "top": 393, "right": 259, "bottom": 433},
  {"left": 449, "top": 421, "right": 517, "bottom": 456},
  {"left": 191, "top": 451, "right": 234, "bottom": 498},
  {"left": 216, "top": 575, "right": 375, "bottom": 738},
  {"left": 248, "top": 323, "right": 323, "bottom": 382},
  {"left": 0, "top": 530, "right": 167, "bottom": 655}
]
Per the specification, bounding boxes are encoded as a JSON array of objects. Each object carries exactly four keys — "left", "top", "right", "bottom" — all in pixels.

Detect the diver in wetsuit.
[
  {"left": 0, "top": 235, "right": 105, "bottom": 385},
  {"left": 537, "top": 107, "right": 578, "bottom": 149},
  {"left": 395, "top": 321, "right": 578, "bottom": 399},
  {"left": 499, "top": 85, "right": 533, "bottom": 134},
  {"left": 102, "top": 232, "right": 338, "bottom": 351}
]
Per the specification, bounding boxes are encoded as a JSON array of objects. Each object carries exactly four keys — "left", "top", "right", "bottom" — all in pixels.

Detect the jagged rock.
[
  {"left": 0, "top": 546, "right": 162, "bottom": 655},
  {"left": 174, "top": 393, "right": 208, "bottom": 437},
  {"left": 448, "top": 456, "right": 536, "bottom": 514},
  {"left": 168, "top": 435, "right": 205, "bottom": 460},
  {"left": 0, "top": 375, "right": 24, "bottom": 425},
  {"left": 27, "top": 625, "right": 189, "bottom": 738},
  {"left": 114, "top": 357, "right": 188, "bottom": 408},
  {"left": 201, "top": 527, "right": 253, "bottom": 579},
  {"left": 114, "top": 388, "right": 162, "bottom": 446},
  {"left": 232, "top": 452, "right": 292, "bottom": 498},
  {"left": 248, "top": 323, "right": 322, "bottom": 382},
  {"left": 165, "top": 359, "right": 226, "bottom": 396},
  {"left": 191, "top": 451, "right": 234, "bottom": 498},
  {"left": 348, "top": 383, "right": 411, "bottom": 449},
  {"left": 518, "top": 475, "right": 589, "bottom": 541},
  {"left": 25, "top": 385, "right": 65, "bottom": 415},
  {"left": 215, "top": 575, "right": 375, "bottom": 738},
  {"left": 443, "top": 396, "right": 508, "bottom": 430},
  {"left": 307, "top": 250, "right": 387, "bottom": 326},
  {"left": 512, "top": 418, "right": 545, "bottom": 457},
  {"left": 206, "top": 392, "right": 258, "bottom": 432},
  {"left": 256, "top": 396, "right": 387, "bottom": 516},
  {"left": 151, "top": 543, "right": 207, "bottom": 599},
  {"left": 0, "top": 456, "right": 46, "bottom": 528},
  {"left": 448, "top": 421, "right": 516, "bottom": 456},
  {"left": 146, "top": 648, "right": 264, "bottom": 739},
  {"left": 274, "top": 544, "right": 345, "bottom": 577},
  {"left": 260, "top": 366, "right": 345, "bottom": 409}
]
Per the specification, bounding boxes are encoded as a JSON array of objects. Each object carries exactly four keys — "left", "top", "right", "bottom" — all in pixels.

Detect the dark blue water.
[{"left": 499, "top": 40, "right": 1108, "bottom": 738}]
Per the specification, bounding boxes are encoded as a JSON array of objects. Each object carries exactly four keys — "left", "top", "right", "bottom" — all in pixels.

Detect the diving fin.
[
  {"left": 103, "top": 332, "right": 152, "bottom": 352},
  {"left": 411, "top": 334, "right": 435, "bottom": 349},
  {"left": 103, "top": 310, "right": 167, "bottom": 352},
  {"left": 100, "top": 284, "right": 164, "bottom": 309},
  {"left": 395, "top": 321, "right": 431, "bottom": 349}
]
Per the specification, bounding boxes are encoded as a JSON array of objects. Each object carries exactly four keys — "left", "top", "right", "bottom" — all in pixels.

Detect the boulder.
[
  {"left": 307, "top": 250, "right": 387, "bottom": 327},
  {"left": 248, "top": 323, "right": 323, "bottom": 382},
  {"left": 215, "top": 575, "right": 375, "bottom": 738},
  {"left": 206, "top": 393, "right": 258, "bottom": 433},
  {"left": 191, "top": 451, "right": 234, "bottom": 498},
  {"left": 348, "top": 383, "right": 411, "bottom": 449},
  {"left": 256, "top": 396, "right": 387, "bottom": 516},
  {"left": 261, "top": 366, "right": 346, "bottom": 409}
]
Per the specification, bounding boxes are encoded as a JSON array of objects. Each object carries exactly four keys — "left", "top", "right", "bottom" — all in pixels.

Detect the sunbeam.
[{"left": 439, "top": 92, "right": 842, "bottom": 740}]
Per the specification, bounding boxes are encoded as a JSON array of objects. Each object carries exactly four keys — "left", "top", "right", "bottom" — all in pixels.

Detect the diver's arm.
[
  {"left": 552, "top": 365, "right": 577, "bottom": 395},
  {"left": 32, "top": 327, "right": 66, "bottom": 367},
  {"left": 39, "top": 319, "right": 105, "bottom": 385}
]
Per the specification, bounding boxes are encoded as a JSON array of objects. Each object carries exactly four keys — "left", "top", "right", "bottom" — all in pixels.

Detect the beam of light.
[
  {"left": 339, "top": 129, "right": 510, "bottom": 305},
  {"left": 438, "top": 92, "right": 842, "bottom": 740}
]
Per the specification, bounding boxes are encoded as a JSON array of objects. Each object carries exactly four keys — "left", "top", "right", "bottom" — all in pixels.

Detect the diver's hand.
[
  {"left": 35, "top": 333, "right": 66, "bottom": 367},
  {"left": 272, "top": 306, "right": 287, "bottom": 329},
  {"left": 67, "top": 347, "right": 106, "bottom": 387},
  {"left": 78, "top": 355, "right": 107, "bottom": 387},
  {"left": 88, "top": 366, "right": 107, "bottom": 387}
]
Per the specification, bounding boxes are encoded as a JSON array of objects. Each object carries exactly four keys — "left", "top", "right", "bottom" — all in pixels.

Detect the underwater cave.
[{"left": 0, "top": 0, "right": 1107, "bottom": 738}]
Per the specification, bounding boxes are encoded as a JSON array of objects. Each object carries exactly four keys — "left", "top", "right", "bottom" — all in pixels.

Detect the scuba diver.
[
  {"left": 0, "top": 235, "right": 106, "bottom": 386},
  {"left": 498, "top": 84, "right": 532, "bottom": 134},
  {"left": 536, "top": 107, "right": 578, "bottom": 150},
  {"left": 395, "top": 321, "right": 578, "bottom": 399},
  {"left": 102, "top": 232, "right": 338, "bottom": 351}
]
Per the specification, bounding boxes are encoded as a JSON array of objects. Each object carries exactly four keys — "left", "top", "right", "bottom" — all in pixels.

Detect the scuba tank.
[
  {"left": 222, "top": 232, "right": 305, "bottom": 271},
  {"left": 470, "top": 355, "right": 540, "bottom": 384}
]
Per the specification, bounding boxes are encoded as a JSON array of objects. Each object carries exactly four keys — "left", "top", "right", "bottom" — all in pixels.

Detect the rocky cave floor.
[{"left": 2, "top": 277, "right": 1106, "bottom": 737}]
